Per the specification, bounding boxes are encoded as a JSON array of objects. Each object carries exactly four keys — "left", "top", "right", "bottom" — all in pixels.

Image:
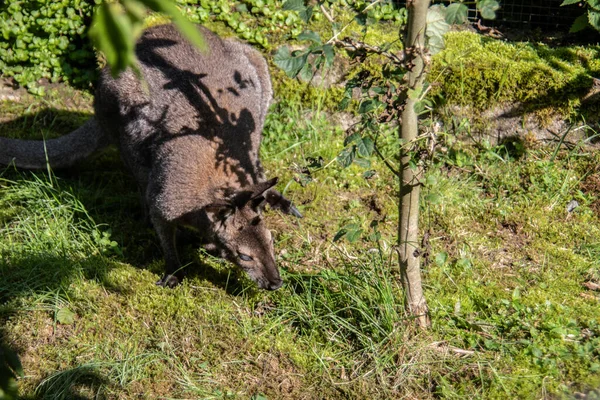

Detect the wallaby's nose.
[{"left": 267, "top": 278, "right": 283, "bottom": 291}]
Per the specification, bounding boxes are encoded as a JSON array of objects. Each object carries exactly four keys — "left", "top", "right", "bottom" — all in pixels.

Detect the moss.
[
  {"left": 271, "top": 68, "right": 345, "bottom": 110},
  {"left": 431, "top": 31, "right": 600, "bottom": 119}
]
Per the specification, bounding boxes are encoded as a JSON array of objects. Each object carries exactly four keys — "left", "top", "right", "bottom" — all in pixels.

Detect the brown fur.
[{"left": 0, "top": 24, "right": 301, "bottom": 290}]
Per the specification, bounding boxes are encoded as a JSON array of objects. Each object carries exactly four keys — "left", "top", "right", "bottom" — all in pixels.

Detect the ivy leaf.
[
  {"left": 283, "top": 0, "right": 306, "bottom": 12},
  {"left": 56, "top": 307, "right": 75, "bottom": 325},
  {"left": 273, "top": 46, "right": 308, "bottom": 78},
  {"left": 426, "top": 5, "right": 450, "bottom": 55},
  {"left": 297, "top": 30, "right": 321, "bottom": 44},
  {"left": 477, "top": 0, "right": 500, "bottom": 20},
  {"left": 446, "top": 3, "right": 469, "bottom": 24},
  {"left": 560, "top": 0, "right": 580, "bottom": 4}
]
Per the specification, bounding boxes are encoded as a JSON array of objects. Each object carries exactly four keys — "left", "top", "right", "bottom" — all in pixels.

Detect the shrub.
[{"left": 0, "top": 0, "right": 99, "bottom": 95}]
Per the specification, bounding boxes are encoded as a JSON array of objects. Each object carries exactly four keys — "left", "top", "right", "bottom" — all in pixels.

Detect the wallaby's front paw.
[{"left": 156, "top": 274, "right": 180, "bottom": 288}]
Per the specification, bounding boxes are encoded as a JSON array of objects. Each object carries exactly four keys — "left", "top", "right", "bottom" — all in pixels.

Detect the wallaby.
[{"left": 0, "top": 24, "right": 301, "bottom": 290}]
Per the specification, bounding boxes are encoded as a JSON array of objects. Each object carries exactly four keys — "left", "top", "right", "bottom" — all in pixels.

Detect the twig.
[
  {"left": 373, "top": 140, "right": 400, "bottom": 178},
  {"left": 320, "top": 4, "right": 334, "bottom": 24},
  {"left": 326, "top": 0, "right": 386, "bottom": 45},
  {"left": 332, "top": 37, "right": 404, "bottom": 65}
]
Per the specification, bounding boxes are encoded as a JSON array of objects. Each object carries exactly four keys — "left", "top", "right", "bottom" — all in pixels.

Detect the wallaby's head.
[{"left": 206, "top": 178, "right": 282, "bottom": 290}]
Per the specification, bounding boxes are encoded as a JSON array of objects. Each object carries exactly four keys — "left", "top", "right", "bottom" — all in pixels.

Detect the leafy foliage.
[
  {"left": 562, "top": 0, "right": 600, "bottom": 32},
  {"left": 89, "top": 0, "right": 205, "bottom": 77},
  {"left": 0, "top": 0, "right": 99, "bottom": 95}
]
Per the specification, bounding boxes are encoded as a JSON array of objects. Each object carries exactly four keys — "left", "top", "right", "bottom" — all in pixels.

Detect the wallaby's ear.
[
  {"left": 265, "top": 189, "right": 303, "bottom": 218},
  {"left": 249, "top": 177, "right": 279, "bottom": 199},
  {"left": 231, "top": 178, "right": 279, "bottom": 210},
  {"left": 205, "top": 201, "right": 235, "bottom": 222}
]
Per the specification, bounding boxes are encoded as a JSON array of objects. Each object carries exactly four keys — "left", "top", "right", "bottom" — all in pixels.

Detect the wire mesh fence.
[{"left": 389, "top": 0, "right": 586, "bottom": 31}]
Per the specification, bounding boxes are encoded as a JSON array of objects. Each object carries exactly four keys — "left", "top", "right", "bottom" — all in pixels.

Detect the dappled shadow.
[
  {"left": 95, "top": 25, "right": 267, "bottom": 193},
  {"left": 0, "top": 103, "right": 259, "bottom": 299},
  {"left": 498, "top": 43, "right": 600, "bottom": 132},
  {"left": 32, "top": 364, "right": 111, "bottom": 400}
]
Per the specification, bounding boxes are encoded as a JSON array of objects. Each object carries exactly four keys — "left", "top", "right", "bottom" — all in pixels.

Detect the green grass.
[{"left": 1, "top": 82, "right": 600, "bottom": 399}]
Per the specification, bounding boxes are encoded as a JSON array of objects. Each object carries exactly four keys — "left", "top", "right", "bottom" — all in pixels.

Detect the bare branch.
[{"left": 332, "top": 37, "right": 404, "bottom": 65}]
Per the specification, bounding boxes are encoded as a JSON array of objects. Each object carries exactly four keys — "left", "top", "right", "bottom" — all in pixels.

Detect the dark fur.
[{"left": 0, "top": 24, "right": 300, "bottom": 290}]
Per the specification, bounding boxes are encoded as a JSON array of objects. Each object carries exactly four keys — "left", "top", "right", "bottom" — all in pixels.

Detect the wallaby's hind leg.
[{"left": 151, "top": 216, "right": 184, "bottom": 288}]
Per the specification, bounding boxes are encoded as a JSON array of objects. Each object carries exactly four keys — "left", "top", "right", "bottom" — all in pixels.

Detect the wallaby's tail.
[{"left": 0, "top": 119, "right": 111, "bottom": 170}]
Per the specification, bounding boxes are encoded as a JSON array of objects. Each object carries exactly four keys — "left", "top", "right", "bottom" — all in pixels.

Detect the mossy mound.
[{"left": 430, "top": 31, "right": 600, "bottom": 120}]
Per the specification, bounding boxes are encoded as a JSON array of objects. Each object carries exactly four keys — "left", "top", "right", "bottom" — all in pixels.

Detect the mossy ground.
[
  {"left": 1, "top": 31, "right": 600, "bottom": 398},
  {"left": 1, "top": 81, "right": 600, "bottom": 399},
  {"left": 431, "top": 31, "right": 600, "bottom": 124}
]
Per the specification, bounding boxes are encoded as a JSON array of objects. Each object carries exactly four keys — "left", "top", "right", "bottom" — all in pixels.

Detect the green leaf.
[
  {"left": 89, "top": 2, "right": 135, "bottom": 76},
  {"left": 570, "top": 13, "right": 590, "bottom": 32},
  {"left": 477, "top": 0, "right": 500, "bottom": 20},
  {"left": 56, "top": 307, "right": 75, "bottom": 325},
  {"left": 283, "top": 0, "right": 305, "bottom": 12},
  {"left": 337, "top": 146, "right": 355, "bottom": 168},
  {"left": 139, "top": 0, "right": 206, "bottom": 51},
  {"left": 358, "top": 99, "right": 382, "bottom": 114},
  {"left": 363, "top": 170, "right": 376, "bottom": 179},
  {"left": 426, "top": 5, "right": 450, "bottom": 55},
  {"left": 425, "top": 175, "right": 438, "bottom": 186},
  {"left": 299, "top": 5, "right": 314, "bottom": 23},
  {"left": 344, "top": 133, "right": 361, "bottom": 146},
  {"left": 560, "top": 0, "right": 580, "bottom": 4},
  {"left": 353, "top": 157, "right": 371, "bottom": 168},
  {"left": 322, "top": 44, "right": 334, "bottom": 68},
  {"left": 356, "top": 137, "right": 374, "bottom": 158},
  {"left": 446, "top": 3, "right": 469, "bottom": 24},
  {"left": 590, "top": 0, "right": 600, "bottom": 11},
  {"left": 298, "top": 61, "right": 313, "bottom": 81},
  {"left": 424, "top": 193, "right": 441, "bottom": 204},
  {"left": 589, "top": 10, "right": 600, "bottom": 30},
  {"left": 297, "top": 30, "right": 321, "bottom": 44},
  {"left": 122, "top": 0, "right": 147, "bottom": 23},
  {"left": 435, "top": 251, "right": 448, "bottom": 266},
  {"left": 345, "top": 227, "right": 363, "bottom": 243},
  {"left": 334, "top": 223, "right": 363, "bottom": 243},
  {"left": 333, "top": 228, "right": 347, "bottom": 242},
  {"left": 273, "top": 46, "right": 308, "bottom": 78}
]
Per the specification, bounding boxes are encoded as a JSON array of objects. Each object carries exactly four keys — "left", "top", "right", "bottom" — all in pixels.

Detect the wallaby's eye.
[{"left": 239, "top": 253, "right": 254, "bottom": 262}]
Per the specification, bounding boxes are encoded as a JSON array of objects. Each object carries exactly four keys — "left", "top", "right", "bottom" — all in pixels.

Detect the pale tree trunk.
[{"left": 398, "top": 0, "right": 431, "bottom": 328}]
